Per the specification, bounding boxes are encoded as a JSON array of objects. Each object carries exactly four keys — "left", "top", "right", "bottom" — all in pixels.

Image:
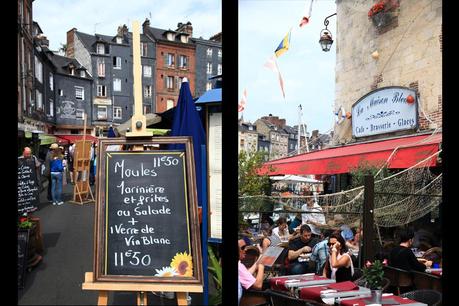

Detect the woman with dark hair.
[{"left": 322, "top": 232, "right": 354, "bottom": 282}]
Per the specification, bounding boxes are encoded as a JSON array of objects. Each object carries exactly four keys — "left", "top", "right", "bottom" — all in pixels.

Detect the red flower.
[
  {"left": 19, "top": 217, "right": 28, "bottom": 223},
  {"left": 365, "top": 260, "right": 373, "bottom": 268},
  {"left": 368, "top": 0, "right": 399, "bottom": 18},
  {"left": 382, "top": 259, "right": 388, "bottom": 266}
]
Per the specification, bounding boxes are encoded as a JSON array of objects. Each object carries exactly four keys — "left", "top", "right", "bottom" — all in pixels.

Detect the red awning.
[
  {"left": 54, "top": 134, "right": 99, "bottom": 144},
  {"left": 260, "top": 133, "right": 442, "bottom": 176}
]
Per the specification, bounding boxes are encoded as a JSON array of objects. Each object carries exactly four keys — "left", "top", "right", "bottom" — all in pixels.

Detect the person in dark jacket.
[{"left": 389, "top": 228, "right": 432, "bottom": 272}]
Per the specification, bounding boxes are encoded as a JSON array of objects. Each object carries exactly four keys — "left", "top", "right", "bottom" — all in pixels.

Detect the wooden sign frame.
[{"left": 93, "top": 136, "right": 203, "bottom": 286}]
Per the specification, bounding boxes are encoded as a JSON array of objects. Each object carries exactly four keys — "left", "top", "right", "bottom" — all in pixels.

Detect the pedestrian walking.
[
  {"left": 44, "top": 143, "right": 58, "bottom": 202},
  {"left": 50, "top": 147, "right": 65, "bottom": 205}
]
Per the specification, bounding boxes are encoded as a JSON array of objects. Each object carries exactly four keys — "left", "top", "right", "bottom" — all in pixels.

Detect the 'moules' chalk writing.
[{"left": 114, "top": 156, "right": 180, "bottom": 179}]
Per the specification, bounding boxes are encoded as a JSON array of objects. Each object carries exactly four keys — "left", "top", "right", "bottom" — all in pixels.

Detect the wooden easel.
[
  {"left": 71, "top": 113, "right": 95, "bottom": 205},
  {"left": 83, "top": 21, "right": 202, "bottom": 305}
]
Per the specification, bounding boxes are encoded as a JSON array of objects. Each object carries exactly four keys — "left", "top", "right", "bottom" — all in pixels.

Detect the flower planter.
[
  {"left": 371, "top": 11, "right": 392, "bottom": 28},
  {"left": 370, "top": 289, "right": 383, "bottom": 303}
]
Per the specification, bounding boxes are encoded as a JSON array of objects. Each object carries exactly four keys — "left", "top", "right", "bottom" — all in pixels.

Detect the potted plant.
[
  {"left": 362, "top": 259, "right": 387, "bottom": 303},
  {"left": 368, "top": 0, "right": 399, "bottom": 28}
]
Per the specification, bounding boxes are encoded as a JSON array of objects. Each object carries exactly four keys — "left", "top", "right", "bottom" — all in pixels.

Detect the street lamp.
[{"left": 319, "top": 13, "right": 336, "bottom": 52}]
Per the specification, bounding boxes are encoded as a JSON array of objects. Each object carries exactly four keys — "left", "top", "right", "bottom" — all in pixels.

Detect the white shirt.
[
  {"left": 301, "top": 202, "right": 326, "bottom": 235},
  {"left": 272, "top": 226, "right": 289, "bottom": 241}
]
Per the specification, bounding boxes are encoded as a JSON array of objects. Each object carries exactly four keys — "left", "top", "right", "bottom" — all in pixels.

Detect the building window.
[
  {"left": 113, "top": 78, "right": 121, "bottom": 92},
  {"left": 166, "top": 32, "right": 175, "bottom": 41},
  {"left": 113, "top": 56, "right": 121, "bottom": 69},
  {"left": 166, "top": 76, "right": 174, "bottom": 90},
  {"left": 206, "top": 81, "right": 212, "bottom": 91},
  {"left": 166, "top": 53, "right": 175, "bottom": 67},
  {"left": 218, "top": 49, "right": 222, "bottom": 58},
  {"left": 76, "top": 109, "right": 84, "bottom": 119},
  {"left": 144, "top": 85, "right": 152, "bottom": 97},
  {"left": 140, "top": 42, "right": 147, "bottom": 57},
  {"left": 80, "top": 70, "right": 85, "bottom": 78},
  {"left": 58, "top": 89, "right": 63, "bottom": 96},
  {"left": 49, "top": 99, "right": 54, "bottom": 116},
  {"left": 143, "top": 65, "right": 152, "bottom": 77},
  {"left": 166, "top": 99, "right": 174, "bottom": 110},
  {"left": 218, "top": 64, "right": 222, "bottom": 75},
  {"left": 113, "top": 106, "right": 122, "bottom": 119},
  {"left": 116, "top": 37, "right": 123, "bottom": 44},
  {"left": 97, "top": 85, "right": 107, "bottom": 97},
  {"left": 69, "top": 67, "right": 75, "bottom": 75},
  {"left": 97, "top": 106, "right": 107, "bottom": 120},
  {"left": 36, "top": 90, "right": 42, "bottom": 109},
  {"left": 179, "top": 55, "right": 188, "bottom": 68},
  {"left": 75, "top": 86, "right": 84, "bottom": 100},
  {"left": 49, "top": 73, "right": 54, "bottom": 90},
  {"left": 98, "top": 61, "right": 105, "bottom": 77},
  {"left": 97, "top": 43, "right": 105, "bottom": 55},
  {"left": 207, "top": 48, "right": 213, "bottom": 57},
  {"left": 34, "top": 56, "right": 43, "bottom": 83},
  {"left": 207, "top": 62, "right": 212, "bottom": 74},
  {"left": 143, "top": 105, "right": 151, "bottom": 114},
  {"left": 177, "top": 77, "right": 184, "bottom": 90}
]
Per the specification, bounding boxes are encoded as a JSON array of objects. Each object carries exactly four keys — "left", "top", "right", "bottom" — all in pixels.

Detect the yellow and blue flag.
[{"left": 274, "top": 30, "right": 291, "bottom": 57}]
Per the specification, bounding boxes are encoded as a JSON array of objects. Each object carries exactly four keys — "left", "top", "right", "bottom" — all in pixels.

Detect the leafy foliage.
[
  {"left": 208, "top": 245, "right": 222, "bottom": 305},
  {"left": 348, "top": 160, "right": 388, "bottom": 189},
  {"left": 363, "top": 260, "right": 385, "bottom": 289},
  {"left": 238, "top": 151, "right": 271, "bottom": 196}
]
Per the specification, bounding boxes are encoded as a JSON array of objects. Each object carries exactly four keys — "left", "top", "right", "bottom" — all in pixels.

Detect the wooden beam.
[{"left": 362, "top": 175, "right": 375, "bottom": 263}]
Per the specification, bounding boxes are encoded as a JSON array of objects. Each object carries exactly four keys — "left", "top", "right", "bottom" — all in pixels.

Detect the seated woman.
[{"left": 322, "top": 232, "right": 354, "bottom": 282}]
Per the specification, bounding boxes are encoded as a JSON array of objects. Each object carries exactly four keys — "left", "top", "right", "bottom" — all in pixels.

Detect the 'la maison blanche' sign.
[{"left": 351, "top": 86, "right": 418, "bottom": 138}]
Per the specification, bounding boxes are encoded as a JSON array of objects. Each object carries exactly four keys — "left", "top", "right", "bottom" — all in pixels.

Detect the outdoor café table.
[
  {"left": 339, "top": 294, "right": 428, "bottom": 306},
  {"left": 269, "top": 273, "right": 335, "bottom": 293},
  {"left": 298, "top": 281, "right": 370, "bottom": 303},
  {"left": 425, "top": 268, "right": 442, "bottom": 276}
]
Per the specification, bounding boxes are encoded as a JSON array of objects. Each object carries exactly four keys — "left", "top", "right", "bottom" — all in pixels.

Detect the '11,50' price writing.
[{"left": 114, "top": 250, "right": 151, "bottom": 266}]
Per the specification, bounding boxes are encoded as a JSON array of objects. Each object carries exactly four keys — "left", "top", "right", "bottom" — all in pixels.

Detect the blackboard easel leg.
[{"left": 97, "top": 291, "right": 108, "bottom": 306}]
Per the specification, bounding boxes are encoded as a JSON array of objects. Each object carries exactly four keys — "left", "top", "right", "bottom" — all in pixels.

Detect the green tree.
[{"left": 238, "top": 150, "right": 271, "bottom": 196}]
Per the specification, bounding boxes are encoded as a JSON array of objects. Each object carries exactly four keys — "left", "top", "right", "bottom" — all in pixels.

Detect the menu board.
[
  {"left": 104, "top": 151, "right": 191, "bottom": 276},
  {"left": 18, "top": 158, "right": 39, "bottom": 214},
  {"left": 18, "top": 229, "right": 29, "bottom": 289},
  {"left": 208, "top": 112, "right": 222, "bottom": 240},
  {"left": 93, "top": 138, "right": 203, "bottom": 286}
]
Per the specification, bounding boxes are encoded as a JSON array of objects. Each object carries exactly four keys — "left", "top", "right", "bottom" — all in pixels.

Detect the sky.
[
  {"left": 239, "top": 0, "right": 337, "bottom": 133},
  {"left": 34, "top": 0, "right": 222, "bottom": 52}
]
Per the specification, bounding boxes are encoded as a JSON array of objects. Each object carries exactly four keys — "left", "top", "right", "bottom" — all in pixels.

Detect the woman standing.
[
  {"left": 50, "top": 147, "right": 65, "bottom": 205},
  {"left": 323, "top": 232, "right": 354, "bottom": 282}
]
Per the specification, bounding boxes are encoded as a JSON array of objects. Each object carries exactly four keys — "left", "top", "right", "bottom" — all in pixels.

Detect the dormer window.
[
  {"left": 140, "top": 42, "right": 147, "bottom": 57},
  {"left": 180, "top": 34, "right": 188, "bottom": 43},
  {"left": 69, "top": 67, "right": 75, "bottom": 75},
  {"left": 80, "top": 70, "right": 85, "bottom": 78},
  {"left": 97, "top": 43, "right": 105, "bottom": 54},
  {"left": 116, "top": 37, "right": 122, "bottom": 44},
  {"left": 166, "top": 32, "right": 175, "bottom": 41}
]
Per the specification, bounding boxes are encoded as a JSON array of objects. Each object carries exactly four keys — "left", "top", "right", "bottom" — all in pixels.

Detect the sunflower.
[
  {"left": 170, "top": 252, "right": 193, "bottom": 277},
  {"left": 154, "top": 266, "right": 177, "bottom": 277}
]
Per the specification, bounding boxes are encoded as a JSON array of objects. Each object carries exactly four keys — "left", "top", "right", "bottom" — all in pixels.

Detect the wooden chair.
[
  {"left": 400, "top": 289, "right": 442, "bottom": 306},
  {"left": 411, "top": 270, "right": 442, "bottom": 291},
  {"left": 265, "top": 289, "right": 328, "bottom": 306},
  {"left": 240, "top": 289, "right": 270, "bottom": 306},
  {"left": 383, "top": 266, "right": 414, "bottom": 295}
]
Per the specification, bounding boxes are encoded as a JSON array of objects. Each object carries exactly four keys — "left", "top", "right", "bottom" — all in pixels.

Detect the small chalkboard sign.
[
  {"left": 93, "top": 137, "right": 203, "bottom": 285},
  {"left": 18, "top": 229, "right": 29, "bottom": 289},
  {"left": 18, "top": 157, "right": 39, "bottom": 214}
]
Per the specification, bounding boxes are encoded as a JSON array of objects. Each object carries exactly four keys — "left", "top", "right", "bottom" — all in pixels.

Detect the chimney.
[
  {"left": 142, "top": 18, "right": 150, "bottom": 34},
  {"left": 176, "top": 21, "right": 193, "bottom": 36},
  {"left": 66, "top": 28, "right": 77, "bottom": 58}
]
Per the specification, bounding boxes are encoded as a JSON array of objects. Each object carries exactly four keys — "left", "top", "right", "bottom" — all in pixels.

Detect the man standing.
[
  {"left": 44, "top": 143, "right": 58, "bottom": 202},
  {"left": 19, "top": 147, "right": 41, "bottom": 181},
  {"left": 288, "top": 224, "right": 319, "bottom": 275},
  {"left": 238, "top": 238, "right": 265, "bottom": 305},
  {"left": 301, "top": 197, "right": 326, "bottom": 238}
]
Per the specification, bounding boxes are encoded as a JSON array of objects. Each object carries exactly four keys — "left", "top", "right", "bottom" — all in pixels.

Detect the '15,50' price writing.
[{"left": 114, "top": 250, "right": 151, "bottom": 266}]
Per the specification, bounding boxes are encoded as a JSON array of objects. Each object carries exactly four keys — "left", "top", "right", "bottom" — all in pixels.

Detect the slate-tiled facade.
[{"left": 193, "top": 36, "right": 222, "bottom": 98}]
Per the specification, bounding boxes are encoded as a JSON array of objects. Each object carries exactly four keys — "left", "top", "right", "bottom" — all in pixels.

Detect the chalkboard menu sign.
[
  {"left": 18, "top": 157, "right": 39, "bottom": 214},
  {"left": 94, "top": 137, "right": 203, "bottom": 285},
  {"left": 18, "top": 229, "right": 29, "bottom": 289}
]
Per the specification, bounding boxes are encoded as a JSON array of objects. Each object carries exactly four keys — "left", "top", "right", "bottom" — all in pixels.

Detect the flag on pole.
[
  {"left": 274, "top": 30, "right": 291, "bottom": 57},
  {"left": 264, "top": 56, "right": 286, "bottom": 100},
  {"left": 238, "top": 88, "right": 247, "bottom": 112},
  {"left": 299, "top": 0, "right": 314, "bottom": 27}
]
